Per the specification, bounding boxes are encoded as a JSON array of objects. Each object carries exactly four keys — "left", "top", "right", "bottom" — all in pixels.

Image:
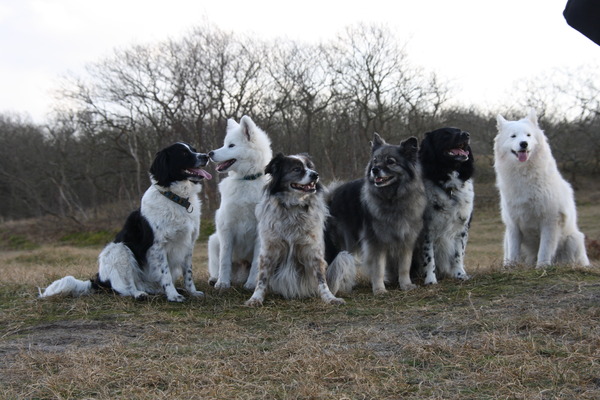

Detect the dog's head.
[
  {"left": 264, "top": 153, "right": 321, "bottom": 198},
  {"left": 419, "top": 127, "right": 474, "bottom": 182},
  {"left": 149, "top": 142, "right": 211, "bottom": 187},
  {"left": 367, "top": 133, "right": 419, "bottom": 188},
  {"left": 209, "top": 115, "right": 272, "bottom": 177},
  {"left": 495, "top": 109, "right": 543, "bottom": 164}
]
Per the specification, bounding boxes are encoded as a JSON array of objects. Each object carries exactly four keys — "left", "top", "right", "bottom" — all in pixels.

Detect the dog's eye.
[
  {"left": 386, "top": 157, "right": 396, "bottom": 165},
  {"left": 510, "top": 134, "right": 516, "bottom": 138},
  {"left": 228, "top": 143, "right": 235, "bottom": 148},
  {"left": 293, "top": 167, "right": 302, "bottom": 173}
]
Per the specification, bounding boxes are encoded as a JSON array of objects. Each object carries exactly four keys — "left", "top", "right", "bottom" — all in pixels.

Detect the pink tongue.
[
  {"left": 450, "top": 148, "right": 469, "bottom": 157},
  {"left": 191, "top": 168, "right": 212, "bottom": 180},
  {"left": 517, "top": 151, "right": 528, "bottom": 162}
]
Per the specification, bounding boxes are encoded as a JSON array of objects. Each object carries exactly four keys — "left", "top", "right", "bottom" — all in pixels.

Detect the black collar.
[
  {"left": 242, "top": 172, "right": 263, "bottom": 181},
  {"left": 159, "top": 190, "right": 193, "bottom": 212}
]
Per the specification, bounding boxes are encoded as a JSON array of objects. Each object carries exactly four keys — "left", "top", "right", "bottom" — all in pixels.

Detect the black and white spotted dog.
[
  {"left": 414, "top": 128, "right": 475, "bottom": 284},
  {"left": 245, "top": 153, "right": 351, "bottom": 307},
  {"left": 40, "top": 142, "right": 212, "bottom": 302}
]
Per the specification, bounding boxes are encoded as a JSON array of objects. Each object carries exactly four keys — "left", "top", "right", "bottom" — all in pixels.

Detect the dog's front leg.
[
  {"left": 364, "top": 243, "right": 387, "bottom": 295},
  {"left": 315, "top": 258, "right": 345, "bottom": 305},
  {"left": 503, "top": 223, "right": 522, "bottom": 266},
  {"left": 215, "top": 232, "right": 234, "bottom": 290},
  {"left": 537, "top": 223, "right": 560, "bottom": 267},
  {"left": 449, "top": 229, "right": 470, "bottom": 280},
  {"left": 422, "top": 232, "right": 438, "bottom": 285},
  {"left": 183, "top": 252, "right": 204, "bottom": 298},
  {"left": 243, "top": 238, "right": 261, "bottom": 291},
  {"left": 148, "top": 245, "right": 184, "bottom": 302},
  {"left": 397, "top": 249, "right": 417, "bottom": 291},
  {"left": 245, "top": 252, "right": 276, "bottom": 307}
]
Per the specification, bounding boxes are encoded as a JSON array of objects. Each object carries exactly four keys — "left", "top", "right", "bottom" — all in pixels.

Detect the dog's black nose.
[
  {"left": 371, "top": 166, "right": 380, "bottom": 175},
  {"left": 208, "top": 151, "right": 214, "bottom": 157},
  {"left": 519, "top": 141, "right": 528, "bottom": 149},
  {"left": 310, "top": 171, "right": 319, "bottom": 180}
]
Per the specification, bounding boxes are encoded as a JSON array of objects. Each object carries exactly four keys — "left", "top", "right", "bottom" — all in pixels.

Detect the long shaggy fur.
[
  {"left": 413, "top": 127, "right": 475, "bottom": 285},
  {"left": 494, "top": 109, "right": 589, "bottom": 267},
  {"left": 207, "top": 116, "right": 272, "bottom": 291},
  {"left": 245, "top": 153, "right": 351, "bottom": 306},
  {"left": 40, "top": 142, "right": 211, "bottom": 302},
  {"left": 325, "top": 133, "right": 426, "bottom": 294}
]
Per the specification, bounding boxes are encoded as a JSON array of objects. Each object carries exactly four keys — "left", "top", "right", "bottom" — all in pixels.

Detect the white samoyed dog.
[
  {"left": 494, "top": 109, "right": 589, "bottom": 267},
  {"left": 208, "top": 116, "right": 272, "bottom": 290}
]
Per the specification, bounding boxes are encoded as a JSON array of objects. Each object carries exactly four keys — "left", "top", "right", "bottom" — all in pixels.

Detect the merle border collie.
[{"left": 245, "top": 153, "right": 353, "bottom": 306}]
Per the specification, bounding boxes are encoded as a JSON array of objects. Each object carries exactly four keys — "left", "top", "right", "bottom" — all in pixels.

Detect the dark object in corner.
[{"left": 564, "top": 0, "right": 600, "bottom": 46}]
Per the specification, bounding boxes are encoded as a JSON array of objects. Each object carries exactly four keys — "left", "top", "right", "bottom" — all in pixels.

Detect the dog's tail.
[
  {"left": 38, "top": 275, "right": 95, "bottom": 298},
  {"left": 327, "top": 251, "right": 356, "bottom": 295}
]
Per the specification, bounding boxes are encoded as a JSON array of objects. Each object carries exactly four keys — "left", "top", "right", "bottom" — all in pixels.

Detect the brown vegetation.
[{"left": 1, "top": 199, "right": 598, "bottom": 399}]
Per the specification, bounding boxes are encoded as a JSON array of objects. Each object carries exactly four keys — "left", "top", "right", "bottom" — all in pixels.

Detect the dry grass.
[{"left": 1, "top": 199, "right": 599, "bottom": 399}]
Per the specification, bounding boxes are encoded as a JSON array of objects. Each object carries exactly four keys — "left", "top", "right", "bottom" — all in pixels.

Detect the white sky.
[{"left": 1, "top": 0, "right": 599, "bottom": 123}]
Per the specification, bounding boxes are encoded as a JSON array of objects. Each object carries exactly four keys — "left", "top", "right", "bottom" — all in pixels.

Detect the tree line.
[{"left": 1, "top": 23, "right": 598, "bottom": 222}]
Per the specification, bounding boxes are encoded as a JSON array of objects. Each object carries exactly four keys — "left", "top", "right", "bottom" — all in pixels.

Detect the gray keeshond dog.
[{"left": 325, "top": 133, "right": 427, "bottom": 294}]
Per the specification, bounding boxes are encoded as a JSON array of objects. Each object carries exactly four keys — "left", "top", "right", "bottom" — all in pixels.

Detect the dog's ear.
[
  {"left": 149, "top": 148, "right": 171, "bottom": 187},
  {"left": 265, "top": 153, "right": 285, "bottom": 176},
  {"left": 265, "top": 153, "right": 286, "bottom": 195},
  {"left": 526, "top": 109, "right": 538, "bottom": 126},
  {"left": 240, "top": 115, "right": 257, "bottom": 142},
  {"left": 418, "top": 131, "right": 433, "bottom": 159},
  {"left": 227, "top": 118, "right": 239, "bottom": 130},
  {"left": 371, "top": 132, "right": 386, "bottom": 151},
  {"left": 401, "top": 136, "right": 419, "bottom": 152},
  {"left": 297, "top": 152, "right": 315, "bottom": 168},
  {"left": 496, "top": 114, "right": 507, "bottom": 129},
  {"left": 400, "top": 136, "right": 419, "bottom": 162}
]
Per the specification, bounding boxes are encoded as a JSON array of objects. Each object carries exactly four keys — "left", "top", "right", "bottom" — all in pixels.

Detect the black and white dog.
[
  {"left": 325, "top": 134, "right": 427, "bottom": 294},
  {"left": 413, "top": 128, "right": 474, "bottom": 284},
  {"left": 245, "top": 153, "right": 352, "bottom": 306},
  {"left": 39, "top": 142, "right": 212, "bottom": 302}
]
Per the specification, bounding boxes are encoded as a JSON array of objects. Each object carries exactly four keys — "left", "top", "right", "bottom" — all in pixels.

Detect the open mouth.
[
  {"left": 291, "top": 182, "right": 317, "bottom": 192},
  {"left": 511, "top": 150, "right": 529, "bottom": 162},
  {"left": 216, "top": 159, "right": 236, "bottom": 172},
  {"left": 446, "top": 142, "right": 470, "bottom": 160},
  {"left": 374, "top": 176, "right": 395, "bottom": 187},
  {"left": 184, "top": 168, "right": 212, "bottom": 181}
]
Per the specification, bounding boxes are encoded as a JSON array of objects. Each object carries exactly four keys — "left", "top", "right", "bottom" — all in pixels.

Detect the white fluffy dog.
[
  {"left": 207, "top": 116, "right": 272, "bottom": 290},
  {"left": 494, "top": 109, "right": 589, "bottom": 267}
]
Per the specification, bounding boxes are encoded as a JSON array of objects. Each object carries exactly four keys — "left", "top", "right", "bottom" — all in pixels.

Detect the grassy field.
[{"left": 1, "top": 186, "right": 599, "bottom": 399}]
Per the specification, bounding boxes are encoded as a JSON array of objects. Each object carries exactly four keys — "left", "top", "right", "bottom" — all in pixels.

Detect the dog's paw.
[
  {"left": 373, "top": 287, "right": 388, "bottom": 296},
  {"left": 208, "top": 277, "right": 217, "bottom": 286},
  {"left": 399, "top": 282, "right": 417, "bottom": 291},
  {"left": 134, "top": 292, "right": 149, "bottom": 301},
  {"left": 424, "top": 274, "right": 438, "bottom": 285},
  {"left": 168, "top": 294, "right": 186, "bottom": 303},
  {"left": 328, "top": 297, "right": 345, "bottom": 305},
  {"left": 214, "top": 281, "right": 231, "bottom": 291},
  {"left": 188, "top": 290, "right": 205, "bottom": 298},
  {"left": 244, "top": 298, "right": 263, "bottom": 307},
  {"left": 452, "top": 270, "right": 470, "bottom": 281},
  {"left": 243, "top": 281, "right": 256, "bottom": 291}
]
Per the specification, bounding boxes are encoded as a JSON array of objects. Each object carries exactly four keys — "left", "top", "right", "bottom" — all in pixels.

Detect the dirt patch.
[{"left": 0, "top": 318, "right": 148, "bottom": 384}]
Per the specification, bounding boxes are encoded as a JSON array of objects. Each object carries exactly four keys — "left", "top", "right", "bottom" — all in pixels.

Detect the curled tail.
[
  {"left": 38, "top": 275, "right": 95, "bottom": 298},
  {"left": 327, "top": 251, "right": 356, "bottom": 295}
]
